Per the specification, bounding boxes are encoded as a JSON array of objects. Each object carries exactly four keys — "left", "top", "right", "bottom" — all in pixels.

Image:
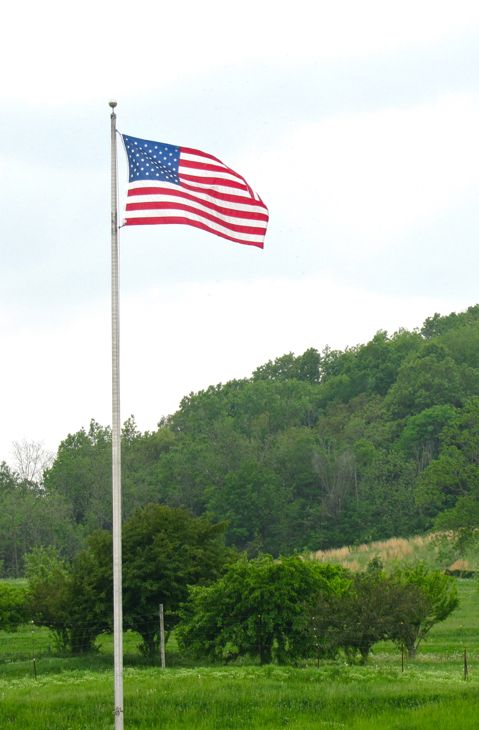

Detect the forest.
[{"left": 2, "top": 303, "right": 479, "bottom": 577}]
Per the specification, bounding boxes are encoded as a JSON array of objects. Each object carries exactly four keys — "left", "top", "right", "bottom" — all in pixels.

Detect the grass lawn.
[{"left": 0, "top": 579, "right": 477, "bottom": 729}]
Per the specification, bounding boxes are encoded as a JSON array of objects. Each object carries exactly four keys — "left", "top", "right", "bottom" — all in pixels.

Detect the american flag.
[{"left": 122, "top": 135, "right": 268, "bottom": 248}]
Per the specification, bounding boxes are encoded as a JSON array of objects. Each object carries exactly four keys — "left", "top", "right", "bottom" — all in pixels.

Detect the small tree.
[
  {"left": 25, "top": 546, "right": 72, "bottom": 651},
  {"left": 306, "top": 561, "right": 433, "bottom": 665},
  {"left": 68, "top": 531, "right": 112, "bottom": 653},
  {"left": 307, "top": 563, "right": 400, "bottom": 664},
  {"left": 0, "top": 582, "right": 29, "bottom": 631},
  {"left": 389, "top": 563, "right": 458, "bottom": 657}
]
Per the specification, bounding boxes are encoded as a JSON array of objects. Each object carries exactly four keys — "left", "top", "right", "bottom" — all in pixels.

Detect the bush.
[
  {"left": 389, "top": 562, "right": 458, "bottom": 657},
  {"left": 0, "top": 581, "right": 29, "bottom": 631},
  {"left": 178, "top": 555, "right": 347, "bottom": 664}
]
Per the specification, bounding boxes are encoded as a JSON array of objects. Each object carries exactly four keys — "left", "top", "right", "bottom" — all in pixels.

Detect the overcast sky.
[{"left": 2, "top": 0, "right": 479, "bottom": 463}]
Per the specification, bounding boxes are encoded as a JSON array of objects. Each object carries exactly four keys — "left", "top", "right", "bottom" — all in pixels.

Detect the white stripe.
[
  {"left": 180, "top": 151, "right": 227, "bottom": 166},
  {"left": 179, "top": 163, "right": 245, "bottom": 186},
  {"left": 124, "top": 209, "right": 266, "bottom": 242},
  {"left": 179, "top": 151, "right": 244, "bottom": 180},
  {"left": 128, "top": 192, "right": 267, "bottom": 217},
  {"left": 127, "top": 180, "right": 267, "bottom": 208}
]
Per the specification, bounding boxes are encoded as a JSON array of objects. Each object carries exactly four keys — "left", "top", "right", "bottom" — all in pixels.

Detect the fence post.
[
  {"left": 32, "top": 624, "right": 37, "bottom": 679},
  {"left": 159, "top": 604, "right": 166, "bottom": 669},
  {"left": 464, "top": 648, "right": 468, "bottom": 680}
]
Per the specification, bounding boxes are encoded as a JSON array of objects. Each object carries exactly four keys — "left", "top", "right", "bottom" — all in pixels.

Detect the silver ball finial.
[{"left": 109, "top": 100, "right": 117, "bottom": 109}]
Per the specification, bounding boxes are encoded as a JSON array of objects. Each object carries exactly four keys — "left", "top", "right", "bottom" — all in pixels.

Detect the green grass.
[
  {"left": 0, "top": 664, "right": 478, "bottom": 729},
  {"left": 0, "top": 579, "right": 477, "bottom": 728}
]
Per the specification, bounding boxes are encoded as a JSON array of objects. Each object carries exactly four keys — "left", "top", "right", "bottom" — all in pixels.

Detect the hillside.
[
  {"left": 2, "top": 304, "right": 479, "bottom": 574},
  {"left": 312, "top": 533, "right": 479, "bottom": 575}
]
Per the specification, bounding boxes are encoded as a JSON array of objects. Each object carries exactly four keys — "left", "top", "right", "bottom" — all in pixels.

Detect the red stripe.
[
  {"left": 125, "top": 202, "right": 267, "bottom": 235},
  {"left": 180, "top": 146, "right": 224, "bottom": 164},
  {"left": 128, "top": 184, "right": 268, "bottom": 210},
  {"left": 124, "top": 215, "right": 264, "bottom": 248},
  {"left": 179, "top": 158, "right": 245, "bottom": 181},
  {"left": 178, "top": 173, "right": 246, "bottom": 191},
  {"left": 126, "top": 188, "right": 268, "bottom": 221}
]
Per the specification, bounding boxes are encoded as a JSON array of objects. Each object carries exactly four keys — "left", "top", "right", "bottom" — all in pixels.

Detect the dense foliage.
[
  {"left": 177, "top": 556, "right": 457, "bottom": 665},
  {"left": 177, "top": 555, "right": 347, "bottom": 663},
  {"left": 0, "top": 581, "right": 28, "bottom": 632},
  {"left": 2, "top": 304, "right": 479, "bottom": 574},
  {"left": 24, "top": 505, "right": 229, "bottom": 655}
]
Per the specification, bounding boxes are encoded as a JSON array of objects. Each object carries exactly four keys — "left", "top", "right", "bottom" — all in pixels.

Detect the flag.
[{"left": 122, "top": 135, "right": 268, "bottom": 248}]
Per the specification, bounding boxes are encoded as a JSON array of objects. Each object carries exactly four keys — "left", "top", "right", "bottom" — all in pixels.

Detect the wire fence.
[
  {"left": 1, "top": 618, "right": 477, "bottom": 683},
  {"left": 0, "top": 621, "right": 164, "bottom": 661}
]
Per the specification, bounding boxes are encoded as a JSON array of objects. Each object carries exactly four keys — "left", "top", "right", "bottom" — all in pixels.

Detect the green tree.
[
  {"left": 25, "top": 547, "right": 72, "bottom": 651},
  {"left": 385, "top": 343, "right": 471, "bottom": 419},
  {"left": 307, "top": 563, "right": 403, "bottom": 664},
  {"left": 43, "top": 420, "right": 112, "bottom": 529},
  {"left": 0, "top": 582, "right": 29, "bottom": 631},
  {"left": 0, "top": 463, "right": 78, "bottom": 577},
  {"left": 253, "top": 348, "right": 321, "bottom": 383},
  {"left": 421, "top": 305, "right": 479, "bottom": 339},
  {"left": 415, "top": 398, "right": 479, "bottom": 522},
  {"left": 398, "top": 405, "right": 456, "bottom": 470},
  {"left": 205, "top": 461, "right": 285, "bottom": 554},
  {"left": 348, "top": 450, "right": 420, "bottom": 542},
  {"left": 70, "top": 505, "right": 229, "bottom": 657},
  {"left": 178, "top": 555, "right": 346, "bottom": 664},
  {"left": 390, "top": 563, "right": 458, "bottom": 657}
]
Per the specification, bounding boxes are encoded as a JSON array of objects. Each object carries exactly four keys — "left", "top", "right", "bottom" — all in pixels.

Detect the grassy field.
[
  {"left": 0, "top": 579, "right": 477, "bottom": 729},
  {"left": 311, "top": 532, "right": 479, "bottom": 573}
]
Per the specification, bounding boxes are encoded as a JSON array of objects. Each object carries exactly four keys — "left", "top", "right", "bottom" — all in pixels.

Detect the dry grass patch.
[{"left": 311, "top": 533, "right": 457, "bottom": 571}]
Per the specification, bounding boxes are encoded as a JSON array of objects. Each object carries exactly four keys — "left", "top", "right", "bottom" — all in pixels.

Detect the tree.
[
  {"left": 398, "top": 405, "right": 456, "bottom": 470},
  {"left": 25, "top": 543, "right": 109, "bottom": 654},
  {"left": 385, "top": 343, "right": 472, "bottom": 419},
  {"left": 68, "top": 531, "right": 112, "bottom": 653},
  {"left": 434, "top": 493, "right": 479, "bottom": 559},
  {"left": 307, "top": 563, "right": 401, "bottom": 664},
  {"left": 11, "top": 439, "right": 53, "bottom": 486},
  {"left": 69, "top": 504, "right": 230, "bottom": 656},
  {"left": 0, "top": 464, "right": 78, "bottom": 577},
  {"left": 0, "top": 582, "right": 28, "bottom": 631},
  {"left": 390, "top": 563, "right": 458, "bottom": 658},
  {"left": 414, "top": 398, "right": 479, "bottom": 522},
  {"left": 25, "top": 546, "right": 72, "bottom": 651},
  {"left": 253, "top": 348, "right": 321, "bottom": 383},
  {"left": 421, "top": 305, "right": 479, "bottom": 339},
  {"left": 43, "top": 420, "right": 112, "bottom": 529},
  {"left": 177, "top": 555, "right": 347, "bottom": 664},
  {"left": 205, "top": 461, "right": 285, "bottom": 554},
  {"left": 347, "top": 449, "right": 420, "bottom": 542}
]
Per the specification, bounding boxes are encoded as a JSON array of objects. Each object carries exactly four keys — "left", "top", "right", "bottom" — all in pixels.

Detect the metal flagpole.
[{"left": 109, "top": 100, "right": 124, "bottom": 729}]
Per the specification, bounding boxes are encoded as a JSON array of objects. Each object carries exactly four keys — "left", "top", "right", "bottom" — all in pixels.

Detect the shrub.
[{"left": 0, "top": 581, "right": 29, "bottom": 631}]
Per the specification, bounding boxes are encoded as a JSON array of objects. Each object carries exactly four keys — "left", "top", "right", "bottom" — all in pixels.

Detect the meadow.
[
  {"left": 311, "top": 532, "right": 479, "bottom": 574},
  {"left": 0, "top": 577, "right": 477, "bottom": 729}
]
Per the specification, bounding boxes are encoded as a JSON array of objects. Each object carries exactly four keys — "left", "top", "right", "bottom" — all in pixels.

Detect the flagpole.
[{"left": 110, "top": 100, "right": 124, "bottom": 730}]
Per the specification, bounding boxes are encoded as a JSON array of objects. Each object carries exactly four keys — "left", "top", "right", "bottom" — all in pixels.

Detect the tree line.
[
  {"left": 1, "top": 504, "right": 458, "bottom": 664},
  {"left": 2, "top": 304, "right": 479, "bottom": 575}
]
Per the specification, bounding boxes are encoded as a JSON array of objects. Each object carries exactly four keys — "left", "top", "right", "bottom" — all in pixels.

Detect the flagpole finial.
[{"left": 109, "top": 100, "right": 117, "bottom": 109}]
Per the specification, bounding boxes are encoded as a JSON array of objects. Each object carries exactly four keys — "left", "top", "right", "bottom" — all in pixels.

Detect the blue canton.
[{"left": 123, "top": 135, "right": 180, "bottom": 184}]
